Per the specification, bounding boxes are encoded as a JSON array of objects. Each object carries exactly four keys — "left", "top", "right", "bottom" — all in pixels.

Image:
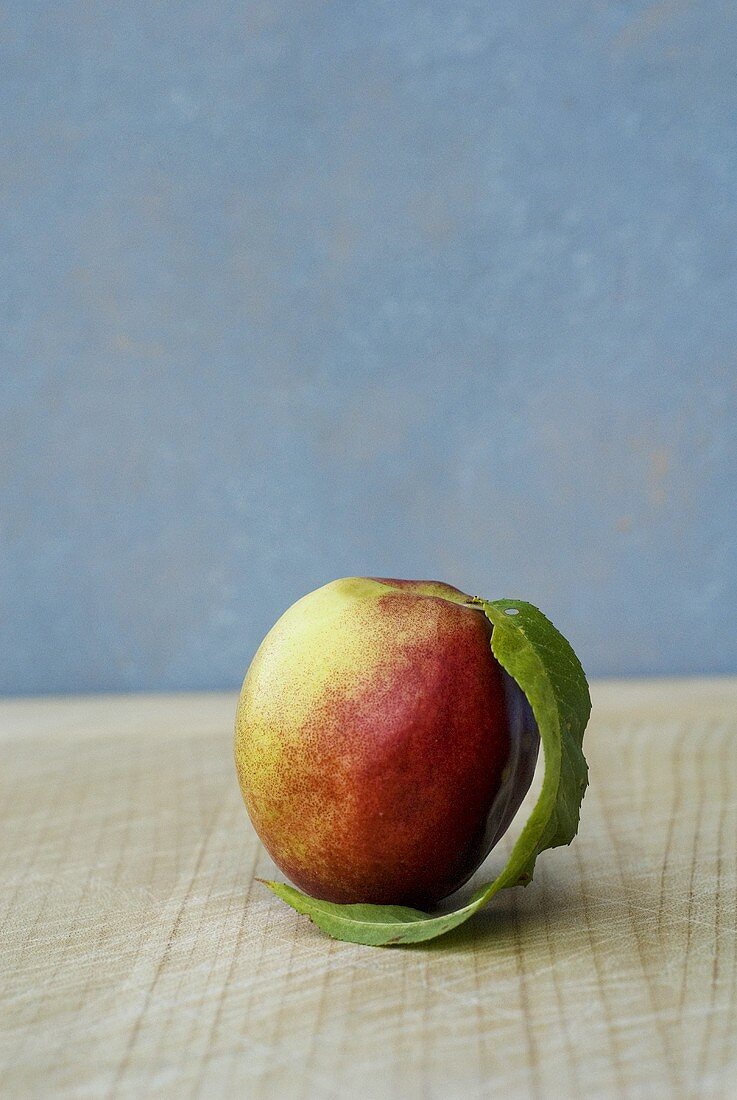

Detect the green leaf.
[{"left": 263, "top": 599, "right": 591, "bottom": 946}]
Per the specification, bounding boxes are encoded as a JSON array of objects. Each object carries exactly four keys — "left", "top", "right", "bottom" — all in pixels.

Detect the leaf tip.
[{"left": 257, "top": 877, "right": 282, "bottom": 892}]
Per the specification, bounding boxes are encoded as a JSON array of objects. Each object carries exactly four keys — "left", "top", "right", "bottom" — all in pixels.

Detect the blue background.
[{"left": 2, "top": 2, "right": 736, "bottom": 694}]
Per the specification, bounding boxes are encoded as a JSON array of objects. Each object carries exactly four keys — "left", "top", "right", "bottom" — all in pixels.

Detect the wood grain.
[{"left": 1, "top": 680, "right": 735, "bottom": 1098}]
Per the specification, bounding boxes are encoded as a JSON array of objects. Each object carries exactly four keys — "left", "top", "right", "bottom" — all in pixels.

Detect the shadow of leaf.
[{"left": 405, "top": 873, "right": 585, "bottom": 953}]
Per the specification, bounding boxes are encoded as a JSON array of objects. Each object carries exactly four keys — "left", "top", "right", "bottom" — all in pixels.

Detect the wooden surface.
[{"left": 1, "top": 680, "right": 736, "bottom": 1098}]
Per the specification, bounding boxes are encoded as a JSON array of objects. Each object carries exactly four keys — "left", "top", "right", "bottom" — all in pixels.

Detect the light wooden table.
[{"left": 2, "top": 680, "right": 735, "bottom": 1098}]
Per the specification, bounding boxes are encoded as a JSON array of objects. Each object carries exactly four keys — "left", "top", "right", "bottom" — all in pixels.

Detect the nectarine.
[{"left": 235, "top": 578, "right": 539, "bottom": 908}]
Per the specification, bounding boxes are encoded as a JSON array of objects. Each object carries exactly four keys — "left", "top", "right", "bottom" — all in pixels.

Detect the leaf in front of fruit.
[{"left": 263, "top": 599, "right": 591, "bottom": 946}]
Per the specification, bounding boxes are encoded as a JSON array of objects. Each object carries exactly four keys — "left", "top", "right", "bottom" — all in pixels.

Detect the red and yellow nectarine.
[{"left": 235, "top": 577, "right": 539, "bottom": 909}]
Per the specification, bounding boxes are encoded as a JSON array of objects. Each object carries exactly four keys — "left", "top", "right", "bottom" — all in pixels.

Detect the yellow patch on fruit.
[{"left": 235, "top": 579, "right": 397, "bottom": 823}]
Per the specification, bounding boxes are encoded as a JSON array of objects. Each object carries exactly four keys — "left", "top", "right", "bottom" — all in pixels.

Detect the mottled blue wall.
[{"left": 2, "top": 2, "right": 736, "bottom": 694}]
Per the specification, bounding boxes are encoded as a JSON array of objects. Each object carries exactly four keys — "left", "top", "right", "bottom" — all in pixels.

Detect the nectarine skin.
[{"left": 235, "top": 578, "right": 538, "bottom": 908}]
